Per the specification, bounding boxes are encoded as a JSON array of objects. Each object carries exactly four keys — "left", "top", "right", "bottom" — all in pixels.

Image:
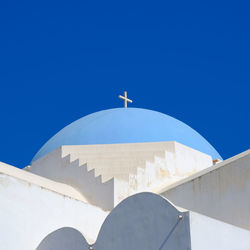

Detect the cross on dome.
[{"left": 118, "top": 91, "right": 132, "bottom": 108}]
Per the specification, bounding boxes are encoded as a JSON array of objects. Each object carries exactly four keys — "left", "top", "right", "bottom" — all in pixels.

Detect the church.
[{"left": 0, "top": 92, "right": 250, "bottom": 250}]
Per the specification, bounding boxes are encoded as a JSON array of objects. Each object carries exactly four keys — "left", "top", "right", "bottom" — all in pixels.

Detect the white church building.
[{"left": 1, "top": 95, "right": 250, "bottom": 249}]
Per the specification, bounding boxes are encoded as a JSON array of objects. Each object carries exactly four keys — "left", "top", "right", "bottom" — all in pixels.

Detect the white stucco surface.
[
  {"left": 27, "top": 148, "right": 114, "bottom": 210},
  {"left": 161, "top": 149, "right": 250, "bottom": 230},
  {"left": 1, "top": 159, "right": 250, "bottom": 250},
  {"left": 28, "top": 141, "right": 212, "bottom": 210},
  {"left": 0, "top": 161, "right": 87, "bottom": 202},
  {"left": 189, "top": 211, "right": 250, "bottom": 250},
  {"left": 0, "top": 163, "right": 108, "bottom": 250},
  {"left": 94, "top": 192, "right": 250, "bottom": 250}
]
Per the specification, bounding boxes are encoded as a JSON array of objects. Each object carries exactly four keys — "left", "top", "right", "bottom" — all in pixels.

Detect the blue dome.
[{"left": 32, "top": 108, "right": 222, "bottom": 162}]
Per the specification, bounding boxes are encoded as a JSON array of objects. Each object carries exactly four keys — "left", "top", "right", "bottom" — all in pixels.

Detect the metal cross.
[{"left": 118, "top": 91, "right": 132, "bottom": 108}]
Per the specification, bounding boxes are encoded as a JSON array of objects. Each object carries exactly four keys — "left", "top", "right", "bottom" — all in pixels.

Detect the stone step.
[
  {"left": 61, "top": 154, "right": 115, "bottom": 210},
  {"left": 70, "top": 151, "right": 166, "bottom": 168},
  {"left": 61, "top": 142, "right": 174, "bottom": 155},
  {"left": 67, "top": 152, "right": 165, "bottom": 159},
  {"left": 88, "top": 152, "right": 170, "bottom": 182}
]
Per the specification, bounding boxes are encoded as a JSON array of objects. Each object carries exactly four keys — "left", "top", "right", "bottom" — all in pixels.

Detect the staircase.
[
  {"left": 27, "top": 141, "right": 212, "bottom": 210},
  {"left": 63, "top": 144, "right": 169, "bottom": 182},
  {"left": 26, "top": 149, "right": 115, "bottom": 211}
]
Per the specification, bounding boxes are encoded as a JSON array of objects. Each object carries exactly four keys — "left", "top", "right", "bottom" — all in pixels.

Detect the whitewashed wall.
[
  {"left": 28, "top": 142, "right": 212, "bottom": 210},
  {"left": 161, "top": 150, "right": 250, "bottom": 230},
  {"left": 0, "top": 168, "right": 107, "bottom": 250},
  {"left": 189, "top": 211, "right": 250, "bottom": 250},
  {"left": 28, "top": 148, "right": 114, "bottom": 210},
  {"left": 1, "top": 166, "right": 250, "bottom": 250}
]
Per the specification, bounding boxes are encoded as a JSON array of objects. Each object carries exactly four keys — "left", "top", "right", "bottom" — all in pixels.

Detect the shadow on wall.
[
  {"left": 36, "top": 227, "right": 89, "bottom": 250},
  {"left": 36, "top": 193, "right": 191, "bottom": 250},
  {"left": 94, "top": 192, "right": 191, "bottom": 250}
]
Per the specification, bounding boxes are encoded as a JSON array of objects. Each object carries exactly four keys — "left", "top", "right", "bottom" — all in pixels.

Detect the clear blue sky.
[{"left": 0, "top": 0, "right": 249, "bottom": 168}]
